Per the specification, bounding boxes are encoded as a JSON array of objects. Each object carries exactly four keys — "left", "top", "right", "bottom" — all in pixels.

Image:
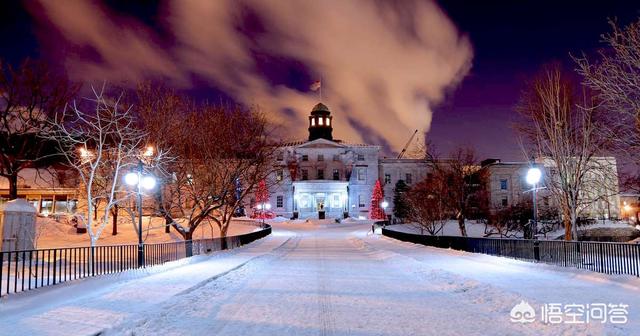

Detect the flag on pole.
[{"left": 310, "top": 80, "right": 321, "bottom": 91}]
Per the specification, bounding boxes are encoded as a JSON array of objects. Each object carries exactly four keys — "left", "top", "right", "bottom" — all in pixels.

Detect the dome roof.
[{"left": 311, "top": 102, "right": 330, "bottom": 113}]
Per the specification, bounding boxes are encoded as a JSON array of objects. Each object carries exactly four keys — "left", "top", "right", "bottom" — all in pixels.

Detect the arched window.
[
  {"left": 318, "top": 117, "right": 324, "bottom": 126},
  {"left": 326, "top": 118, "right": 331, "bottom": 126},
  {"left": 311, "top": 118, "right": 316, "bottom": 126}
]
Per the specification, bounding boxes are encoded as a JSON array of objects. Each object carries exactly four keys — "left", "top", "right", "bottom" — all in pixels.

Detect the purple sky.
[{"left": 1, "top": 1, "right": 639, "bottom": 160}]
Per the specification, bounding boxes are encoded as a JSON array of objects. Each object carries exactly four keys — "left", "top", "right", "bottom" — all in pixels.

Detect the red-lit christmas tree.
[
  {"left": 254, "top": 179, "right": 270, "bottom": 219},
  {"left": 369, "top": 180, "right": 385, "bottom": 220}
]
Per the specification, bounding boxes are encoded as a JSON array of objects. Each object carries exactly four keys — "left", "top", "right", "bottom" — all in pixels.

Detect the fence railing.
[
  {"left": 0, "top": 224, "right": 272, "bottom": 297},
  {"left": 382, "top": 227, "right": 640, "bottom": 277}
]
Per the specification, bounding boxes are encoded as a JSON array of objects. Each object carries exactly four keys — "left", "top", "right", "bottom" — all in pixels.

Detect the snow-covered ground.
[
  {"left": 1, "top": 219, "right": 638, "bottom": 335},
  {"left": 390, "top": 220, "right": 507, "bottom": 237},
  {"left": 34, "top": 216, "right": 261, "bottom": 249},
  {"left": 391, "top": 219, "right": 639, "bottom": 240}
]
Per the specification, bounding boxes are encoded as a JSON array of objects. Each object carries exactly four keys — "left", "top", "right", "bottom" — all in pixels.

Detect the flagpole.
[{"left": 319, "top": 77, "right": 323, "bottom": 102}]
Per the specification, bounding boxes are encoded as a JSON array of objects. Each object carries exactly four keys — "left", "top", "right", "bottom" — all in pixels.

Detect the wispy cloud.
[{"left": 29, "top": 0, "right": 473, "bottom": 153}]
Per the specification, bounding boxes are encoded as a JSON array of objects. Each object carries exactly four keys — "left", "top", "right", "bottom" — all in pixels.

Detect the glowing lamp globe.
[
  {"left": 141, "top": 176, "right": 156, "bottom": 190},
  {"left": 265, "top": 203, "right": 272, "bottom": 210},
  {"left": 124, "top": 172, "right": 139, "bottom": 186},
  {"left": 381, "top": 201, "right": 389, "bottom": 209},
  {"left": 526, "top": 167, "right": 542, "bottom": 185}
]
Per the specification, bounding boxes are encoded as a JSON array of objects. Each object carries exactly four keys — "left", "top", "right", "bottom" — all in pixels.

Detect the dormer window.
[{"left": 318, "top": 117, "right": 324, "bottom": 126}]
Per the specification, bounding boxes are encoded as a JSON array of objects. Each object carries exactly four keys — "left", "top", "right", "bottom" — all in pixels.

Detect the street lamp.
[
  {"left": 381, "top": 200, "right": 389, "bottom": 226},
  {"left": 526, "top": 167, "right": 542, "bottom": 239},
  {"left": 125, "top": 162, "right": 156, "bottom": 267}
]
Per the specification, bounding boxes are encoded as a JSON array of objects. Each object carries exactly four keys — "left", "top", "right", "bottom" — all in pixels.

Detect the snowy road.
[{"left": 1, "top": 221, "right": 639, "bottom": 335}]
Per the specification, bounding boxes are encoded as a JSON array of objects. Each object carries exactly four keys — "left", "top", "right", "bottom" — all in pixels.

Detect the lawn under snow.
[
  {"left": 34, "top": 216, "right": 262, "bottom": 249},
  {"left": 391, "top": 219, "right": 639, "bottom": 240},
  {"left": 0, "top": 219, "right": 638, "bottom": 336}
]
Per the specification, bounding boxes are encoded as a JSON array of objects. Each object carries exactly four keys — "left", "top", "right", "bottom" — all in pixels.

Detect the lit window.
[
  {"left": 311, "top": 119, "right": 315, "bottom": 126},
  {"left": 326, "top": 118, "right": 331, "bottom": 126},
  {"left": 318, "top": 117, "right": 323, "bottom": 126},
  {"left": 358, "top": 168, "right": 366, "bottom": 181}
]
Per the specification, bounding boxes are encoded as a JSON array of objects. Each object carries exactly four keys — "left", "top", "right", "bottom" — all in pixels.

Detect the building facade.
[
  {"left": 481, "top": 157, "right": 621, "bottom": 220},
  {"left": 0, "top": 167, "right": 78, "bottom": 215},
  {"left": 265, "top": 103, "right": 428, "bottom": 219}
]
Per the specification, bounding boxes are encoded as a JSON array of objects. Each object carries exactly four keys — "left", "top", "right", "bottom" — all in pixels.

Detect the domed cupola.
[{"left": 308, "top": 103, "right": 333, "bottom": 141}]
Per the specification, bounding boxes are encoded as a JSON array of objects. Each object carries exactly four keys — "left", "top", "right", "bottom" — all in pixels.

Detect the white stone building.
[
  {"left": 481, "top": 157, "right": 621, "bottom": 220},
  {"left": 264, "top": 103, "right": 428, "bottom": 219}
]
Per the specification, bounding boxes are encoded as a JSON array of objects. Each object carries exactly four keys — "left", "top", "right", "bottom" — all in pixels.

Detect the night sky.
[{"left": 1, "top": 1, "right": 640, "bottom": 160}]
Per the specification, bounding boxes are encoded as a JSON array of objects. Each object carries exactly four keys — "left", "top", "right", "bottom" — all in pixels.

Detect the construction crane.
[{"left": 397, "top": 129, "right": 418, "bottom": 159}]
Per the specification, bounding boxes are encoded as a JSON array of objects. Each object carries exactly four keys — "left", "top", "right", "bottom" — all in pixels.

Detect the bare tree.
[
  {"left": 157, "top": 103, "right": 274, "bottom": 250},
  {"left": 517, "top": 65, "right": 605, "bottom": 240},
  {"left": 575, "top": 19, "right": 640, "bottom": 169},
  {"left": 406, "top": 172, "right": 448, "bottom": 235},
  {"left": 425, "top": 147, "right": 489, "bottom": 237},
  {"left": 134, "top": 83, "right": 188, "bottom": 233},
  {"left": 48, "top": 86, "right": 148, "bottom": 247},
  {"left": 0, "top": 59, "right": 78, "bottom": 200},
  {"left": 485, "top": 201, "right": 531, "bottom": 238}
]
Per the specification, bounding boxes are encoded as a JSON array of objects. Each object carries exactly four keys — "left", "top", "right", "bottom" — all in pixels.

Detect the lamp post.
[
  {"left": 341, "top": 194, "right": 349, "bottom": 219},
  {"left": 381, "top": 200, "right": 389, "bottom": 226},
  {"left": 264, "top": 202, "right": 271, "bottom": 227},
  {"left": 125, "top": 161, "right": 156, "bottom": 267},
  {"left": 526, "top": 167, "right": 542, "bottom": 239}
]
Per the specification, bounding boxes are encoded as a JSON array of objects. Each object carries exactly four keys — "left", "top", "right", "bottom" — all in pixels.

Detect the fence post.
[
  {"left": 533, "top": 240, "right": 540, "bottom": 262},
  {"left": 598, "top": 243, "right": 604, "bottom": 273},
  {"left": 52, "top": 249, "right": 57, "bottom": 285}
]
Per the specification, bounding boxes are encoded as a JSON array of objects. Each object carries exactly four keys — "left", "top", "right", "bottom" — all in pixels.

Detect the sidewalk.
[{"left": 0, "top": 232, "right": 293, "bottom": 336}]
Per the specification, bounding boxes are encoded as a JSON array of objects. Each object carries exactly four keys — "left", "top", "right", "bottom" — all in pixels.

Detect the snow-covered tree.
[{"left": 48, "top": 86, "right": 149, "bottom": 247}]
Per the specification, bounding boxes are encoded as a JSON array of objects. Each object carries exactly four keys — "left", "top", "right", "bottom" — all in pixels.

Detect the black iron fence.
[
  {"left": 382, "top": 227, "right": 640, "bottom": 277},
  {"left": 0, "top": 225, "right": 271, "bottom": 297}
]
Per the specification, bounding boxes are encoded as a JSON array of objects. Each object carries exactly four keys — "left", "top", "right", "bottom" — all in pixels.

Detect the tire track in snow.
[
  {"left": 103, "top": 234, "right": 302, "bottom": 335},
  {"left": 315, "top": 236, "right": 336, "bottom": 336}
]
